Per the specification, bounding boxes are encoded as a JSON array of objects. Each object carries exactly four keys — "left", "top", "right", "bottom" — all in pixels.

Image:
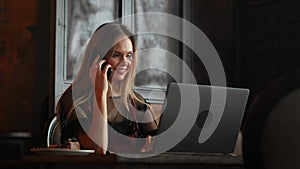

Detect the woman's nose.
[
  {"left": 117, "top": 55, "right": 129, "bottom": 66},
  {"left": 121, "top": 55, "right": 129, "bottom": 62}
]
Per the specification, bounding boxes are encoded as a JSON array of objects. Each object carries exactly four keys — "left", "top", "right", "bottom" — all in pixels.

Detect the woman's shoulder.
[
  {"left": 59, "top": 86, "right": 73, "bottom": 104},
  {"left": 133, "top": 91, "right": 149, "bottom": 111},
  {"left": 56, "top": 86, "right": 74, "bottom": 117},
  {"left": 133, "top": 91, "right": 144, "bottom": 100}
]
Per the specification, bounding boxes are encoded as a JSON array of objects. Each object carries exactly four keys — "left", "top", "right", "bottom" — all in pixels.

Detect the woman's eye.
[
  {"left": 127, "top": 53, "right": 133, "bottom": 58},
  {"left": 113, "top": 52, "right": 120, "bottom": 57}
]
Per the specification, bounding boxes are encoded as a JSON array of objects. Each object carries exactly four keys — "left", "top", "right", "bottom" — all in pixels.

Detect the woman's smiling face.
[{"left": 107, "top": 37, "right": 134, "bottom": 81}]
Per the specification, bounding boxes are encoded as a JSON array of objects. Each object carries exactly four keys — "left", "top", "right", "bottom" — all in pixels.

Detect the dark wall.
[
  {"left": 244, "top": 0, "right": 300, "bottom": 95},
  {"left": 188, "top": 0, "right": 239, "bottom": 87},
  {"left": 0, "top": 0, "right": 51, "bottom": 147},
  {"left": 191, "top": 0, "right": 300, "bottom": 100}
]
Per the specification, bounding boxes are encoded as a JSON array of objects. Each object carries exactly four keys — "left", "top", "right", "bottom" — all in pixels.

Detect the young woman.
[{"left": 56, "top": 22, "right": 158, "bottom": 155}]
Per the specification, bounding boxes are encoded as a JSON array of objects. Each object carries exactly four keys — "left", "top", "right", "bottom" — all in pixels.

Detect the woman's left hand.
[{"left": 139, "top": 135, "right": 155, "bottom": 153}]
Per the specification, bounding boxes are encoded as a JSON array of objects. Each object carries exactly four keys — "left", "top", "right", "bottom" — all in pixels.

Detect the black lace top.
[{"left": 57, "top": 87, "right": 158, "bottom": 152}]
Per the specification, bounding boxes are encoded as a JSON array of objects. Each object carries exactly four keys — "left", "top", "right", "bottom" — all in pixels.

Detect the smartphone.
[{"left": 100, "top": 61, "right": 112, "bottom": 79}]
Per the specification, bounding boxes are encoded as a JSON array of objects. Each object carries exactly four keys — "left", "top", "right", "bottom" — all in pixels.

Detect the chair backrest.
[
  {"left": 242, "top": 71, "right": 300, "bottom": 169},
  {"left": 46, "top": 116, "right": 61, "bottom": 147}
]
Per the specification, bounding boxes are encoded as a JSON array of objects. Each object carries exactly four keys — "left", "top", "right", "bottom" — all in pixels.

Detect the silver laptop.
[{"left": 154, "top": 83, "right": 249, "bottom": 154}]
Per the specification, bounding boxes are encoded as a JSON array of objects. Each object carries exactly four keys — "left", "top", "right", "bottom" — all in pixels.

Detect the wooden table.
[{"left": 21, "top": 153, "right": 244, "bottom": 169}]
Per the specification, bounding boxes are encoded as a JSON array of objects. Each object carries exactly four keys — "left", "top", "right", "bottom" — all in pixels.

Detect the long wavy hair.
[{"left": 58, "top": 22, "right": 148, "bottom": 122}]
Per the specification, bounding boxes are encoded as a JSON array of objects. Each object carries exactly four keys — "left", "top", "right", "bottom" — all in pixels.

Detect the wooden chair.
[{"left": 46, "top": 115, "right": 61, "bottom": 147}]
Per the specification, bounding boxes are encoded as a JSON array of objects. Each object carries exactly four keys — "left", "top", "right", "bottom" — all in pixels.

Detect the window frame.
[{"left": 54, "top": 0, "right": 191, "bottom": 108}]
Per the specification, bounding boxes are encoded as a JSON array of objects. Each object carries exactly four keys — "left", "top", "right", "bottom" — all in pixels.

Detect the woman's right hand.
[
  {"left": 87, "top": 55, "right": 109, "bottom": 154},
  {"left": 89, "top": 55, "right": 111, "bottom": 95}
]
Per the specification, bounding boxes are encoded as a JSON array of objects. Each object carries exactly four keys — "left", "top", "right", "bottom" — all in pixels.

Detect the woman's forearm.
[{"left": 79, "top": 94, "right": 108, "bottom": 154}]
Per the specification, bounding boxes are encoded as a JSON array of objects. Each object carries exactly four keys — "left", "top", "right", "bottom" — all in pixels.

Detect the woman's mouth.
[{"left": 114, "top": 67, "right": 127, "bottom": 74}]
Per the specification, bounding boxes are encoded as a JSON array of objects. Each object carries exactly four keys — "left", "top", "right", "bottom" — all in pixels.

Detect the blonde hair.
[{"left": 58, "top": 22, "right": 150, "bottom": 121}]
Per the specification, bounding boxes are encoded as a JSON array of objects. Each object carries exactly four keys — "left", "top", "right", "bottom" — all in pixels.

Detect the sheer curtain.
[{"left": 133, "top": 0, "right": 182, "bottom": 89}]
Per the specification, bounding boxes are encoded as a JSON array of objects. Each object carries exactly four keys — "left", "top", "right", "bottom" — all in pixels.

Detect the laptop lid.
[{"left": 154, "top": 83, "right": 249, "bottom": 154}]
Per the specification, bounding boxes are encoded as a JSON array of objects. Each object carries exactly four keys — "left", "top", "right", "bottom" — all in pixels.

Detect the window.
[
  {"left": 55, "top": 0, "right": 189, "bottom": 106},
  {"left": 55, "top": 0, "right": 120, "bottom": 105},
  {"left": 130, "top": 0, "right": 183, "bottom": 103}
]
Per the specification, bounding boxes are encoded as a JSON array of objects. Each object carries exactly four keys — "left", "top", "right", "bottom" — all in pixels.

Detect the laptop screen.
[{"left": 153, "top": 83, "right": 249, "bottom": 154}]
